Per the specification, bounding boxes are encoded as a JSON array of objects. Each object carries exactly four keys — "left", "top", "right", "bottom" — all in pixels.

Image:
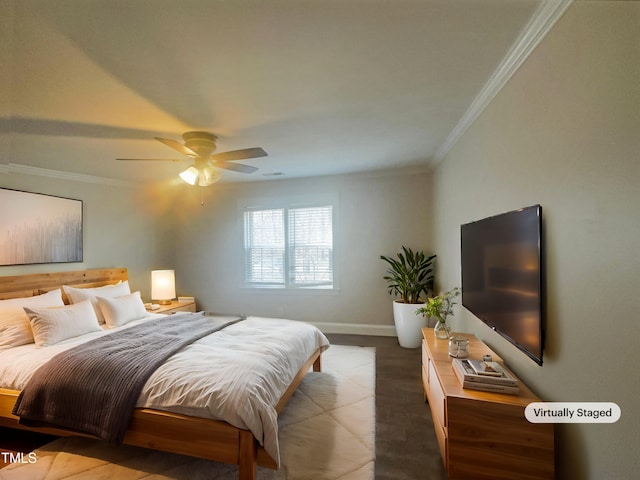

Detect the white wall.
[
  {"left": 431, "top": 2, "right": 639, "bottom": 479},
  {"left": 171, "top": 170, "right": 433, "bottom": 334}
]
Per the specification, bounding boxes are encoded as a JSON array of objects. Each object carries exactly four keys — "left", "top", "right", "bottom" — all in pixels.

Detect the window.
[{"left": 244, "top": 203, "right": 334, "bottom": 288}]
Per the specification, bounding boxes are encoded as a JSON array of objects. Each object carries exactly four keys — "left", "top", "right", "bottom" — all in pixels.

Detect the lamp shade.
[
  {"left": 198, "top": 166, "right": 221, "bottom": 186},
  {"left": 151, "top": 270, "right": 176, "bottom": 305},
  {"left": 179, "top": 166, "right": 199, "bottom": 185}
]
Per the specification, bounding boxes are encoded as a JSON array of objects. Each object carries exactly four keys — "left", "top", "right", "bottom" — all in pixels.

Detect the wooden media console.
[{"left": 421, "top": 328, "right": 554, "bottom": 479}]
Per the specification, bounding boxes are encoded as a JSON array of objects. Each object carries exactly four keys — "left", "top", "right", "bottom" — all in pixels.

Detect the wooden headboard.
[{"left": 0, "top": 268, "right": 128, "bottom": 301}]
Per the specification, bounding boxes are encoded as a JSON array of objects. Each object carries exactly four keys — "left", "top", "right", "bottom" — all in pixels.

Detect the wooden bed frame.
[{"left": 0, "top": 268, "right": 322, "bottom": 480}]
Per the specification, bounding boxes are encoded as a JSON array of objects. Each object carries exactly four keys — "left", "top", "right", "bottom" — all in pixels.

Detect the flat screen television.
[{"left": 461, "top": 205, "right": 545, "bottom": 365}]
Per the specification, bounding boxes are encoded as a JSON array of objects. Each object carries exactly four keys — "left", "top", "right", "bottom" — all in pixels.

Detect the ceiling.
[{"left": 1, "top": 0, "right": 565, "bottom": 186}]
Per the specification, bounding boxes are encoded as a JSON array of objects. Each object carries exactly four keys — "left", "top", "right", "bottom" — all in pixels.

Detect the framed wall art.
[{"left": 0, "top": 188, "right": 83, "bottom": 266}]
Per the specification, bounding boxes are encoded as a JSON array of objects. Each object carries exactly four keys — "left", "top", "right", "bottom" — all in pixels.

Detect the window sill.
[{"left": 240, "top": 287, "right": 341, "bottom": 295}]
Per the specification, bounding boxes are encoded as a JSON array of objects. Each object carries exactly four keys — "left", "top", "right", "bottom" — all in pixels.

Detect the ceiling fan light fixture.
[
  {"left": 179, "top": 166, "right": 199, "bottom": 185},
  {"left": 198, "top": 166, "right": 221, "bottom": 186},
  {"left": 118, "top": 131, "right": 267, "bottom": 184}
]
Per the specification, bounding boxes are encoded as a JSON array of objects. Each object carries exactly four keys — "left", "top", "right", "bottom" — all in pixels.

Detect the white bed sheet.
[{"left": 0, "top": 313, "right": 330, "bottom": 464}]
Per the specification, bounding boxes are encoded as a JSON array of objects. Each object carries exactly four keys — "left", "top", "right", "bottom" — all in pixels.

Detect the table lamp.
[{"left": 151, "top": 270, "right": 176, "bottom": 305}]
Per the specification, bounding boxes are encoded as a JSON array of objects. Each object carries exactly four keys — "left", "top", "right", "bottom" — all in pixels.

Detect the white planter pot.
[{"left": 393, "top": 300, "right": 428, "bottom": 348}]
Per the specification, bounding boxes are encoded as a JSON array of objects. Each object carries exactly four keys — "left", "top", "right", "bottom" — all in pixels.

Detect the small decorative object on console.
[
  {"left": 467, "top": 359, "right": 504, "bottom": 377},
  {"left": 448, "top": 336, "right": 469, "bottom": 358},
  {"left": 416, "top": 287, "right": 460, "bottom": 339},
  {"left": 451, "top": 358, "right": 520, "bottom": 395}
]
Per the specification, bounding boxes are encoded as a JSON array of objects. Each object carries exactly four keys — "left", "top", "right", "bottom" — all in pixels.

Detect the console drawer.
[
  {"left": 427, "top": 360, "right": 446, "bottom": 429},
  {"left": 421, "top": 363, "right": 429, "bottom": 397},
  {"left": 434, "top": 420, "right": 448, "bottom": 469},
  {"left": 422, "top": 341, "right": 430, "bottom": 373}
]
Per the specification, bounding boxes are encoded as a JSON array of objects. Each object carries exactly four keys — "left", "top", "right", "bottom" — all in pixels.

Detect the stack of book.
[{"left": 452, "top": 358, "right": 520, "bottom": 395}]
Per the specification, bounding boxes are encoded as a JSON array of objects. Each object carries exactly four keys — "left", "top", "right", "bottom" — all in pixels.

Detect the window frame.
[{"left": 240, "top": 195, "right": 338, "bottom": 292}]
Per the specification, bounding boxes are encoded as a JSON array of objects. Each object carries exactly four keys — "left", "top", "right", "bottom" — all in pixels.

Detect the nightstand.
[{"left": 148, "top": 300, "right": 196, "bottom": 315}]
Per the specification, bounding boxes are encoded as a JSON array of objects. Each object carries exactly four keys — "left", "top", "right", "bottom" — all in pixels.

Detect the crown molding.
[
  {"left": 433, "top": 0, "right": 574, "bottom": 164},
  {"left": 1, "top": 163, "right": 136, "bottom": 187}
]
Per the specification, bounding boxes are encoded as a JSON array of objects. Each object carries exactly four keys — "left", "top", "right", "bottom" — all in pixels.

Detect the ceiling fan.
[{"left": 117, "top": 131, "right": 267, "bottom": 186}]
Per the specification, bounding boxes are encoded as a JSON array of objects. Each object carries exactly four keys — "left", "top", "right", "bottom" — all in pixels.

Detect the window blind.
[
  {"left": 244, "top": 208, "right": 285, "bottom": 286},
  {"left": 288, "top": 206, "right": 333, "bottom": 286}
]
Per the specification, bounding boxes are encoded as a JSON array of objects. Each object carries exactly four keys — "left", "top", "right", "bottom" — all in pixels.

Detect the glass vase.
[{"left": 433, "top": 320, "right": 451, "bottom": 339}]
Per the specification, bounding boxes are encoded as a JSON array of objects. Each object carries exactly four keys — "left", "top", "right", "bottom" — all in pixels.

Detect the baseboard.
[{"left": 309, "top": 321, "right": 397, "bottom": 337}]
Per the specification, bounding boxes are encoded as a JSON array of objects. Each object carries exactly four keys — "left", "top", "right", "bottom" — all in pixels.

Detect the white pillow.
[
  {"left": 0, "top": 289, "right": 65, "bottom": 348},
  {"left": 24, "top": 299, "right": 101, "bottom": 347},
  {"left": 63, "top": 281, "right": 131, "bottom": 324},
  {"left": 96, "top": 291, "right": 148, "bottom": 328}
]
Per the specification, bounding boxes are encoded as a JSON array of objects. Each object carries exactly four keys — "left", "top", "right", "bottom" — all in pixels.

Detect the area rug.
[{"left": 0, "top": 345, "right": 375, "bottom": 480}]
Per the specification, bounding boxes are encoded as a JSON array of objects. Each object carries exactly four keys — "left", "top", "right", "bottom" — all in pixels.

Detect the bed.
[{"left": 0, "top": 268, "right": 329, "bottom": 480}]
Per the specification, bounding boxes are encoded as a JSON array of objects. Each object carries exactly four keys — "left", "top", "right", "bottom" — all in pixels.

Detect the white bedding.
[{"left": 0, "top": 313, "right": 330, "bottom": 464}]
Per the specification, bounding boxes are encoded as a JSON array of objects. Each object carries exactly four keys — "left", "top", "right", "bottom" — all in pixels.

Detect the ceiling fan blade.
[
  {"left": 116, "top": 158, "right": 185, "bottom": 162},
  {"left": 155, "top": 137, "right": 198, "bottom": 157},
  {"left": 212, "top": 160, "right": 259, "bottom": 174},
  {"left": 210, "top": 147, "right": 267, "bottom": 162}
]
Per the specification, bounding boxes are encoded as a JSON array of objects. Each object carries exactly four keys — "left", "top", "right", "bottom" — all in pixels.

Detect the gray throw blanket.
[{"left": 13, "top": 312, "right": 244, "bottom": 443}]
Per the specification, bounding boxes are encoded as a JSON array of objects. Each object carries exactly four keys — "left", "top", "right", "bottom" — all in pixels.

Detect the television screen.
[{"left": 461, "top": 205, "right": 544, "bottom": 365}]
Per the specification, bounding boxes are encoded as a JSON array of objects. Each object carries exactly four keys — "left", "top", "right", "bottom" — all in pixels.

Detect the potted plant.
[
  {"left": 416, "top": 287, "right": 461, "bottom": 339},
  {"left": 380, "top": 247, "right": 436, "bottom": 348}
]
